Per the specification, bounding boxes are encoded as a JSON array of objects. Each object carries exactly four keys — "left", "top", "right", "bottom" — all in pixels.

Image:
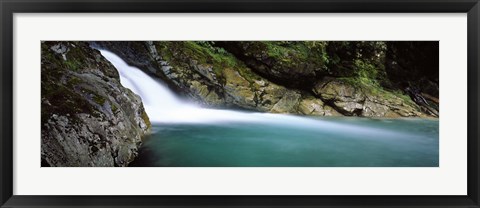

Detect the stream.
[{"left": 100, "top": 50, "right": 439, "bottom": 167}]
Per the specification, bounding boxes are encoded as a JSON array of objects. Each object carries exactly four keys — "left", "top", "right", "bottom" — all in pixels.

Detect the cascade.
[{"left": 100, "top": 49, "right": 406, "bottom": 137}]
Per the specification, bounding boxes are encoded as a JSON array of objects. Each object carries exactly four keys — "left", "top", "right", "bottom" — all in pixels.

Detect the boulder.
[
  {"left": 298, "top": 97, "right": 341, "bottom": 116},
  {"left": 270, "top": 91, "right": 302, "bottom": 113},
  {"left": 41, "top": 41, "right": 150, "bottom": 167},
  {"left": 313, "top": 78, "right": 365, "bottom": 115},
  {"left": 254, "top": 81, "right": 287, "bottom": 111},
  {"left": 224, "top": 68, "right": 256, "bottom": 108},
  {"left": 313, "top": 77, "right": 426, "bottom": 117}
]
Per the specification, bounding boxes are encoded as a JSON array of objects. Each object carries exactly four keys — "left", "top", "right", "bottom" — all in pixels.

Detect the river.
[{"left": 100, "top": 49, "right": 439, "bottom": 167}]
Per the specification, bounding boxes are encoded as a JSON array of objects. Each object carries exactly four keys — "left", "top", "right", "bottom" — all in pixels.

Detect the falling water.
[
  {"left": 100, "top": 50, "right": 406, "bottom": 135},
  {"left": 101, "top": 49, "right": 285, "bottom": 124},
  {"left": 99, "top": 49, "right": 439, "bottom": 167}
]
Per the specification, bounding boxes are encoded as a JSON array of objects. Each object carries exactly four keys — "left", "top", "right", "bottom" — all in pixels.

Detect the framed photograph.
[{"left": 1, "top": 0, "right": 479, "bottom": 207}]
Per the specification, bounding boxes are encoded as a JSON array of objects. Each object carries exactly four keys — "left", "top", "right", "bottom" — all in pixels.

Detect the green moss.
[
  {"left": 63, "top": 59, "right": 81, "bottom": 71},
  {"left": 66, "top": 76, "right": 83, "bottom": 87},
  {"left": 338, "top": 77, "right": 415, "bottom": 106},
  {"left": 111, "top": 103, "right": 118, "bottom": 112},
  {"left": 230, "top": 67, "right": 260, "bottom": 86},
  {"left": 388, "top": 90, "right": 416, "bottom": 105},
  {"left": 42, "top": 50, "right": 59, "bottom": 64},
  {"left": 41, "top": 42, "right": 108, "bottom": 123},
  {"left": 141, "top": 110, "right": 151, "bottom": 129},
  {"left": 188, "top": 42, "right": 237, "bottom": 66},
  {"left": 41, "top": 80, "right": 99, "bottom": 124},
  {"left": 263, "top": 41, "right": 327, "bottom": 62},
  {"left": 82, "top": 88, "right": 106, "bottom": 105},
  {"left": 41, "top": 42, "right": 90, "bottom": 74},
  {"left": 238, "top": 41, "right": 330, "bottom": 75},
  {"left": 93, "top": 95, "right": 106, "bottom": 105},
  {"left": 65, "top": 46, "right": 91, "bottom": 71},
  {"left": 155, "top": 41, "right": 254, "bottom": 85}
]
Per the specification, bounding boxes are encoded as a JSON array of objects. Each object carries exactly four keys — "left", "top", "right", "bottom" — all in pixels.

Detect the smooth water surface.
[{"left": 131, "top": 117, "right": 438, "bottom": 167}]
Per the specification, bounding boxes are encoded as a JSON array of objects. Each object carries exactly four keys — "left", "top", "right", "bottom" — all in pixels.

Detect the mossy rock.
[{"left": 41, "top": 41, "right": 151, "bottom": 167}]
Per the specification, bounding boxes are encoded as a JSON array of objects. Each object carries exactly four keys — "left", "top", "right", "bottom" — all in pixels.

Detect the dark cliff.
[{"left": 41, "top": 41, "right": 151, "bottom": 167}]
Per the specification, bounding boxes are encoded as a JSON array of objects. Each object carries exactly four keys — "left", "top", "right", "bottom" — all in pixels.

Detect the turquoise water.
[
  {"left": 130, "top": 117, "right": 438, "bottom": 167},
  {"left": 99, "top": 50, "right": 439, "bottom": 168}
]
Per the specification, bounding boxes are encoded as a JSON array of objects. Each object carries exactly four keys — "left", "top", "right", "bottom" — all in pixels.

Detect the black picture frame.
[{"left": 1, "top": 0, "right": 479, "bottom": 207}]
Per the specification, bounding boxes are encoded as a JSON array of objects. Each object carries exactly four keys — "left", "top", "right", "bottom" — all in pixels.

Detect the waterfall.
[
  {"left": 99, "top": 50, "right": 265, "bottom": 124},
  {"left": 99, "top": 50, "right": 410, "bottom": 138}
]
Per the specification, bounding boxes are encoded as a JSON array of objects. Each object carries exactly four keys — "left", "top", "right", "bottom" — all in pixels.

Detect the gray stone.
[{"left": 41, "top": 42, "right": 150, "bottom": 167}]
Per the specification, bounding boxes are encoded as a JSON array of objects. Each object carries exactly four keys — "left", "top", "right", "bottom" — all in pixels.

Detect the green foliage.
[
  {"left": 263, "top": 41, "right": 329, "bottom": 70},
  {"left": 353, "top": 59, "right": 379, "bottom": 85},
  {"left": 324, "top": 41, "right": 388, "bottom": 76},
  {"left": 196, "top": 41, "right": 228, "bottom": 54},
  {"left": 335, "top": 47, "right": 414, "bottom": 106}
]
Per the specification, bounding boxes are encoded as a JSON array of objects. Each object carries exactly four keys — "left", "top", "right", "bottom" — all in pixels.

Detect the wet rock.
[
  {"left": 313, "top": 78, "right": 365, "bottom": 115},
  {"left": 254, "top": 81, "right": 286, "bottom": 111},
  {"left": 41, "top": 41, "right": 150, "bottom": 167},
  {"left": 224, "top": 68, "right": 256, "bottom": 108},
  {"left": 50, "top": 43, "right": 69, "bottom": 60},
  {"left": 270, "top": 91, "right": 301, "bottom": 113},
  {"left": 215, "top": 41, "right": 329, "bottom": 89},
  {"left": 323, "top": 105, "right": 343, "bottom": 116},
  {"left": 192, "top": 62, "right": 217, "bottom": 82},
  {"left": 188, "top": 80, "right": 223, "bottom": 105},
  {"left": 362, "top": 100, "right": 391, "bottom": 117},
  {"left": 313, "top": 77, "right": 425, "bottom": 117},
  {"left": 298, "top": 97, "right": 341, "bottom": 116}
]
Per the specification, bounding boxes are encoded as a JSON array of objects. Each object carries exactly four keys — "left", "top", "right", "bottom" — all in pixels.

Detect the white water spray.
[
  {"left": 99, "top": 50, "right": 410, "bottom": 138},
  {"left": 100, "top": 50, "right": 268, "bottom": 123}
]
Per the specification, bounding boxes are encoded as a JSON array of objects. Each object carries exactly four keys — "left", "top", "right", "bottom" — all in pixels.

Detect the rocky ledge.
[{"left": 41, "top": 41, "right": 151, "bottom": 167}]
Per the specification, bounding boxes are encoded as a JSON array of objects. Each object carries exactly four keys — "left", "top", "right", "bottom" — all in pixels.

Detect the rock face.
[
  {"left": 41, "top": 41, "right": 151, "bottom": 167},
  {"left": 313, "top": 77, "right": 424, "bottom": 117},
  {"left": 314, "top": 78, "right": 365, "bottom": 115},
  {"left": 93, "top": 41, "right": 438, "bottom": 118},
  {"left": 215, "top": 41, "right": 330, "bottom": 89}
]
